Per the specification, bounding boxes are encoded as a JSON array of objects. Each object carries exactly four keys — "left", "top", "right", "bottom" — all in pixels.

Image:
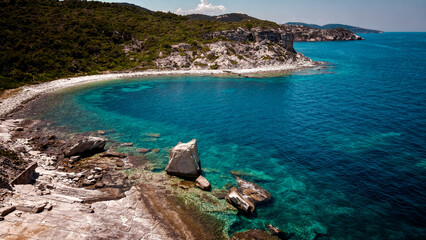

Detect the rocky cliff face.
[
  {"left": 282, "top": 25, "right": 364, "bottom": 42},
  {"left": 155, "top": 27, "right": 314, "bottom": 71},
  {"left": 204, "top": 27, "right": 295, "bottom": 53}
]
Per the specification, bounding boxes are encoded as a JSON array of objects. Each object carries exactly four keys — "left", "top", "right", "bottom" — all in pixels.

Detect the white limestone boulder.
[{"left": 165, "top": 139, "right": 201, "bottom": 178}]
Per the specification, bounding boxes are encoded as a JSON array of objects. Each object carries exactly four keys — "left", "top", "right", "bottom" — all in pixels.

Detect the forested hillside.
[
  {"left": 286, "top": 22, "right": 383, "bottom": 33},
  {"left": 0, "top": 0, "right": 278, "bottom": 91}
]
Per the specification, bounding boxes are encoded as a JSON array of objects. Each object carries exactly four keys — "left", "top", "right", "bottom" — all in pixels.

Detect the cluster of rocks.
[
  {"left": 282, "top": 24, "right": 364, "bottom": 42},
  {"left": 81, "top": 167, "right": 105, "bottom": 187},
  {"left": 164, "top": 139, "right": 274, "bottom": 216},
  {"left": 0, "top": 119, "right": 133, "bottom": 192},
  {"left": 163, "top": 138, "right": 302, "bottom": 239}
]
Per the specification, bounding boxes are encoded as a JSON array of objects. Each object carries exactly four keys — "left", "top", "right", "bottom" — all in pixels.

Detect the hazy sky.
[{"left": 106, "top": 0, "right": 426, "bottom": 32}]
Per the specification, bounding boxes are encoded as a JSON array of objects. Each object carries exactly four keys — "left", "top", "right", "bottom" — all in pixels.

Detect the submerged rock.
[
  {"left": 165, "top": 139, "right": 201, "bottom": 178},
  {"left": 62, "top": 137, "right": 106, "bottom": 157},
  {"left": 120, "top": 142, "right": 133, "bottom": 147},
  {"left": 136, "top": 148, "right": 151, "bottom": 154},
  {"left": 212, "top": 189, "right": 229, "bottom": 199},
  {"left": 230, "top": 169, "right": 274, "bottom": 181},
  {"left": 195, "top": 176, "right": 211, "bottom": 190},
  {"left": 235, "top": 176, "right": 271, "bottom": 204},
  {"left": 152, "top": 148, "right": 160, "bottom": 154},
  {"left": 97, "top": 130, "right": 106, "bottom": 135},
  {"left": 266, "top": 224, "right": 294, "bottom": 240},
  {"left": 146, "top": 133, "right": 161, "bottom": 138},
  {"left": 231, "top": 229, "right": 279, "bottom": 240}
]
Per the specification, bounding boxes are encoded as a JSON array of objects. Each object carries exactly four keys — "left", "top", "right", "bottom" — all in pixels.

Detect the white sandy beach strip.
[{"left": 0, "top": 63, "right": 315, "bottom": 117}]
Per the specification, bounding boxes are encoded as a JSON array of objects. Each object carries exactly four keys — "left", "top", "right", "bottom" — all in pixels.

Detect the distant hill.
[
  {"left": 187, "top": 13, "right": 257, "bottom": 22},
  {"left": 116, "top": 2, "right": 152, "bottom": 12},
  {"left": 286, "top": 22, "right": 383, "bottom": 33}
]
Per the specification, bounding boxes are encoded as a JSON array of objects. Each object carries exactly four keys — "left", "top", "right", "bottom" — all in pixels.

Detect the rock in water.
[
  {"left": 136, "top": 148, "right": 151, "bottom": 154},
  {"left": 62, "top": 137, "right": 106, "bottom": 157},
  {"left": 235, "top": 176, "right": 272, "bottom": 204},
  {"left": 165, "top": 139, "right": 201, "bottom": 178},
  {"left": 226, "top": 187, "right": 255, "bottom": 214},
  {"left": 97, "top": 130, "right": 106, "bottom": 135},
  {"left": 120, "top": 142, "right": 133, "bottom": 147},
  {"left": 195, "top": 175, "right": 211, "bottom": 190},
  {"left": 226, "top": 176, "right": 272, "bottom": 214},
  {"left": 266, "top": 224, "right": 294, "bottom": 240}
]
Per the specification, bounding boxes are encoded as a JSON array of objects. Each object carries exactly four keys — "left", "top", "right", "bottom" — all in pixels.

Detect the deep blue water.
[{"left": 39, "top": 33, "right": 425, "bottom": 239}]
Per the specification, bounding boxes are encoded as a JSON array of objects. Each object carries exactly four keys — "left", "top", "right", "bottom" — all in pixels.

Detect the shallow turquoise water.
[{"left": 37, "top": 33, "right": 425, "bottom": 239}]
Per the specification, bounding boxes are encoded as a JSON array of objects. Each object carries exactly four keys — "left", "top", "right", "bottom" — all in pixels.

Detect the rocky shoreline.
[
  {"left": 0, "top": 105, "right": 294, "bottom": 239},
  {"left": 0, "top": 117, "right": 233, "bottom": 239}
]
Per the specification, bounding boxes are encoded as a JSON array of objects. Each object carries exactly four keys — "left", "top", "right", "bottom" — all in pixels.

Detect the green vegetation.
[
  {"left": 187, "top": 13, "right": 257, "bottom": 23},
  {"left": 210, "top": 64, "right": 219, "bottom": 70},
  {"left": 0, "top": 0, "right": 279, "bottom": 92},
  {"left": 206, "top": 53, "right": 218, "bottom": 61}
]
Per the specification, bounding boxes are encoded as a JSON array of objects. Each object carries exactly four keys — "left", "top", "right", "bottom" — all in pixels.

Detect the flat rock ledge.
[{"left": 0, "top": 183, "right": 179, "bottom": 240}]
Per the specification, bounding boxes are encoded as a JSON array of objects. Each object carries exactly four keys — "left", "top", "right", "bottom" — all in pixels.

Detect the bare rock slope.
[{"left": 155, "top": 27, "right": 315, "bottom": 71}]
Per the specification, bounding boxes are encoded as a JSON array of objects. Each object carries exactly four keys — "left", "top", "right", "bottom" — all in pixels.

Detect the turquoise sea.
[{"left": 35, "top": 33, "right": 425, "bottom": 239}]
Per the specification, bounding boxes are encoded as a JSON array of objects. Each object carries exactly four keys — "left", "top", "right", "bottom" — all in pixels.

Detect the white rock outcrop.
[{"left": 165, "top": 139, "right": 201, "bottom": 178}]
